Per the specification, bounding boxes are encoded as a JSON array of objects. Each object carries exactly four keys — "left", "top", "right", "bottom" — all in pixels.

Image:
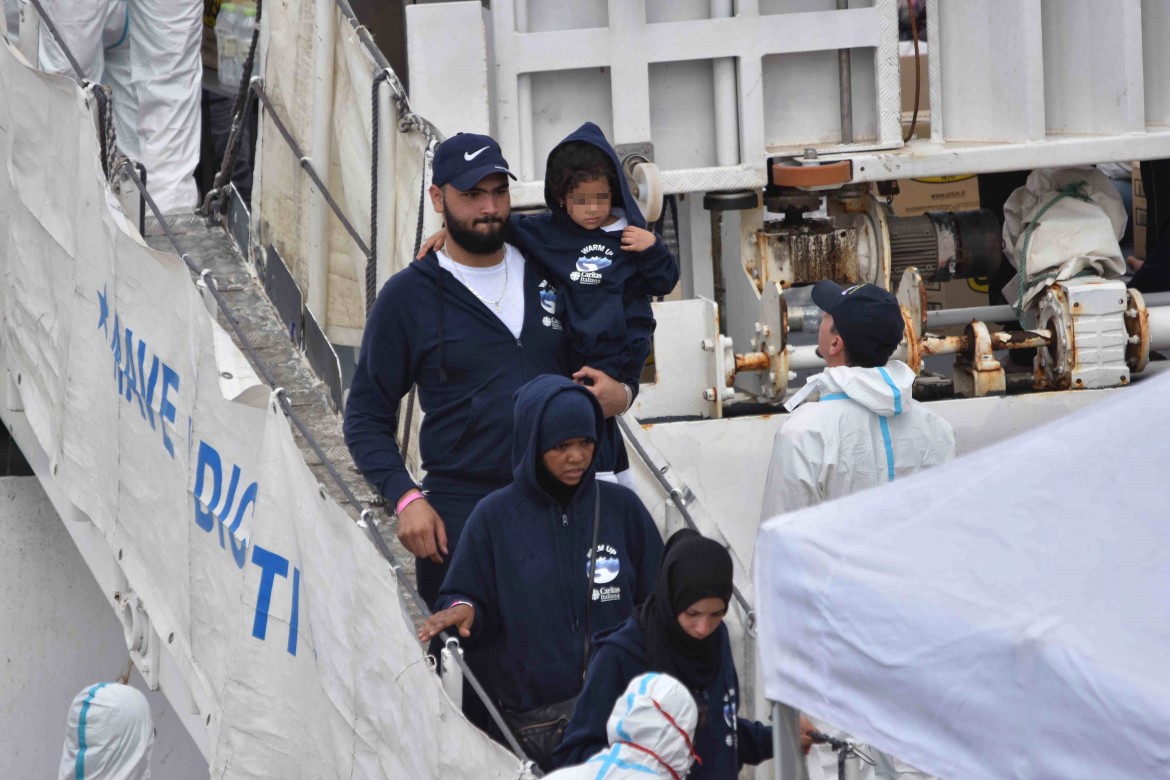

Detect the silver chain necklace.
[{"left": 452, "top": 254, "right": 509, "bottom": 311}]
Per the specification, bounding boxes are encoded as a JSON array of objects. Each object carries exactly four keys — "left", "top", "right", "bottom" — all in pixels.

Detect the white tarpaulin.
[
  {"left": 0, "top": 39, "right": 520, "bottom": 778},
  {"left": 254, "top": 1, "right": 439, "bottom": 346},
  {"left": 1001, "top": 167, "right": 1128, "bottom": 313},
  {"left": 755, "top": 374, "right": 1170, "bottom": 779}
]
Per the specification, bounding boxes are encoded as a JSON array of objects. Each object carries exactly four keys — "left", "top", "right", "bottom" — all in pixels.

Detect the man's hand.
[
  {"left": 620, "top": 225, "right": 656, "bottom": 253},
  {"left": 418, "top": 603, "right": 475, "bottom": 642},
  {"left": 396, "top": 494, "right": 448, "bottom": 563},
  {"left": 415, "top": 228, "right": 449, "bottom": 259},
  {"left": 572, "top": 366, "right": 628, "bottom": 418}
]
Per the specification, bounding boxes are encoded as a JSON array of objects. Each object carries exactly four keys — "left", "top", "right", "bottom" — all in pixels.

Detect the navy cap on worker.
[
  {"left": 811, "top": 280, "right": 905, "bottom": 366},
  {"left": 537, "top": 390, "right": 597, "bottom": 453},
  {"left": 431, "top": 133, "right": 518, "bottom": 190}
]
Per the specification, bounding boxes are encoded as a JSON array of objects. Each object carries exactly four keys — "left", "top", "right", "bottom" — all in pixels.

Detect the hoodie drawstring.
[{"left": 436, "top": 268, "right": 448, "bottom": 382}]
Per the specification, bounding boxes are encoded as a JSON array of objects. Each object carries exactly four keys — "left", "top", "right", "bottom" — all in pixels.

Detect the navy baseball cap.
[
  {"left": 432, "top": 133, "right": 517, "bottom": 191},
  {"left": 811, "top": 280, "right": 905, "bottom": 365}
]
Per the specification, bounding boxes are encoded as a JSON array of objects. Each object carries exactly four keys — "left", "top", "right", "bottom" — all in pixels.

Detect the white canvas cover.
[
  {"left": 0, "top": 38, "right": 522, "bottom": 779},
  {"left": 1001, "top": 167, "right": 1127, "bottom": 312},
  {"left": 754, "top": 373, "right": 1170, "bottom": 779},
  {"left": 254, "top": 1, "right": 440, "bottom": 346}
]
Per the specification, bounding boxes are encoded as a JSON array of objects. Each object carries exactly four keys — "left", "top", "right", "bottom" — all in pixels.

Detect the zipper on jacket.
[
  {"left": 516, "top": 339, "right": 525, "bottom": 380},
  {"left": 555, "top": 506, "right": 578, "bottom": 633}
]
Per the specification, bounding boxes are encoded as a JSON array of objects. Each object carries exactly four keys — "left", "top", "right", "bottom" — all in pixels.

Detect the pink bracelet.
[{"left": 396, "top": 489, "right": 425, "bottom": 514}]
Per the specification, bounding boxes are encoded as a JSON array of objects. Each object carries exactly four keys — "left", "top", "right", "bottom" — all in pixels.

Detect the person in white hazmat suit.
[
  {"left": 543, "top": 672, "right": 699, "bottom": 780},
  {"left": 760, "top": 279, "right": 954, "bottom": 780},
  {"left": 59, "top": 682, "right": 154, "bottom": 779},
  {"left": 761, "top": 280, "right": 955, "bottom": 514},
  {"left": 38, "top": 0, "right": 201, "bottom": 214}
]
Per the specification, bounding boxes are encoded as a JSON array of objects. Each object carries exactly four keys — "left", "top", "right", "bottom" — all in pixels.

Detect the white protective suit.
[
  {"left": 59, "top": 683, "right": 154, "bottom": 780},
  {"left": 543, "top": 673, "right": 699, "bottom": 780},
  {"left": 38, "top": 0, "right": 201, "bottom": 213},
  {"left": 761, "top": 360, "right": 955, "bottom": 517},
  {"left": 760, "top": 360, "right": 954, "bottom": 780}
]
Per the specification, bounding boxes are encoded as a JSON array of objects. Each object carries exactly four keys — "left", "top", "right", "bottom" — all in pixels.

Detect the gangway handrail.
[
  {"left": 23, "top": 2, "right": 538, "bottom": 772},
  {"left": 616, "top": 414, "right": 756, "bottom": 629}
]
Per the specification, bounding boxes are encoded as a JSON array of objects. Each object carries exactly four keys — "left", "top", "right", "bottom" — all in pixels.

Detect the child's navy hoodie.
[
  {"left": 508, "top": 122, "right": 678, "bottom": 386},
  {"left": 434, "top": 375, "right": 663, "bottom": 713},
  {"left": 343, "top": 253, "right": 569, "bottom": 505},
  {"left": 553, "top": 617, "right": 774, "bottom": 778},
  {"left": 507, "top": 122, "right": 679, "bottom": 472}
]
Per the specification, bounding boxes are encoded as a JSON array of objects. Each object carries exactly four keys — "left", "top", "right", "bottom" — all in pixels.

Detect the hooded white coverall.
[
  {"left": 59, "top": 682, "right": 154, "bottom": 780},
  {"left": 761, "top": 361, "right": 955, "bottom": 516},
  {"left": 760, "top": 360, "right": 954, "bottom": 780},
  {"left": 38, "top": 0, "right": 201, "bottom": 214},
  {"left": 543, "top": 672, "right": 699, "bottom": 780}
]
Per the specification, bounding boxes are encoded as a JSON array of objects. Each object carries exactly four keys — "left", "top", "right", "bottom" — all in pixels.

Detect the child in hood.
[{"left": 420, "top": 122, "right": 680, "bottom": 479}]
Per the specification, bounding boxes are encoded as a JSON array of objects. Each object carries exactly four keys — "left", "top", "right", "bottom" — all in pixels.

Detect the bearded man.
[{"left": 344, "top": 133, "right": 632, "bottom": 606}]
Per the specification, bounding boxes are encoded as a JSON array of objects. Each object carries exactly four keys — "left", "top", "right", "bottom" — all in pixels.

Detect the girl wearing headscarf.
[
  {"left": 553, "top": 529, "right": 774, "bottom": 778},
  {"left": 419, "top": 374, "right": 663, "bottom": 771}
]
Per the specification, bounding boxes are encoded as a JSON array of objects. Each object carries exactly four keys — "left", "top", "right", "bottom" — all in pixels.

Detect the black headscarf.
[
  {"left": 535, "top": 457, "right": 578, "bottom": 507},
  {"left": 532, "top": 389, "right": 596, "bottom": 508},
  {"left": 637, "top": 529, "right": 734, "bottom": 692}
]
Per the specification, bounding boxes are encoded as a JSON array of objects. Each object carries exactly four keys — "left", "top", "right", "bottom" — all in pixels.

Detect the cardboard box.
[
  {"left": 925, "top": 277, "right": 991, "bottom": 312},
  {"left": 900, "top": 51, "right": 929, "bottom": 115},
  {"left": 1132, "top": 161, "right": 1147, "bottom": 260},
  {"left": 882, "top": 175, "right": 981, "bottom": 218}
]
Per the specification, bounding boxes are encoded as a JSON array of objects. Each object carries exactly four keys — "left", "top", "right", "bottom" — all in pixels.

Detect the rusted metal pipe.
[
  {"left": 735, "top": 352, "right": 771, "bottom": 372},
  {"left": 920, "top": 329, "right": 1052, "bottom": 358},
  {"left": 783, "top": 325, "right": 1053, "bottom": 378},
  {"left": 990, "top": 329, "right": 1052, "bottom": 351},
  {"left": 920, "top": 335, "right": 967, "bottom": 356}
]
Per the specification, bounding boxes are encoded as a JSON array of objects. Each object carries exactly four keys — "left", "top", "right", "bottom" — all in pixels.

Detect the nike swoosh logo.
[{"left": 464, "top": 146, "right": 490, "bottom": 161}]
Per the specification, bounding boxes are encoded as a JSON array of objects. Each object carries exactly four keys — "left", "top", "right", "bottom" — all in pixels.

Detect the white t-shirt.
[
  {"left": 601, "top": 208, "right": 628, "bottom": 232},
  {"left": 437, "top": 243, "right": 526, "bottom": 339}
]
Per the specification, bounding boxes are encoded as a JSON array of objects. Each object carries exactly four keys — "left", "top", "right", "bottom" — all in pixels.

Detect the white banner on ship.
[{"left": 0, "top": 40, "right": 520, "bottom": 779}]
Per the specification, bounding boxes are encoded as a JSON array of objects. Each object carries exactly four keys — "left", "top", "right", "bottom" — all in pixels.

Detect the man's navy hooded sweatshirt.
[
  {"left": 434, "top": 375, "right": 663, "bottom": 713},
  {"left": 507, "top": 122, "right": 679, "bottom": 471},
  {"left": 344, "top": 252, "right": 568, "bottom": 506},
  {"left": 553, "top": 618, "right": 774, "bottom": 778}
]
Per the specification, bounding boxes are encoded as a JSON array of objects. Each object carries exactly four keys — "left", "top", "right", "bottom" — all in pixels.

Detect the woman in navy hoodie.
[
  {"left": 419, "top": 374, "right": 663, "bottom": 769},
  {"left": 553, "top": 529, "right": 774, "bottom": 778}
]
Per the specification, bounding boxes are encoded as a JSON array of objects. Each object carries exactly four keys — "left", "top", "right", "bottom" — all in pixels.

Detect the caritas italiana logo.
[{"left": 570, "top": 244, "right": 613, "bottom": 285}]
